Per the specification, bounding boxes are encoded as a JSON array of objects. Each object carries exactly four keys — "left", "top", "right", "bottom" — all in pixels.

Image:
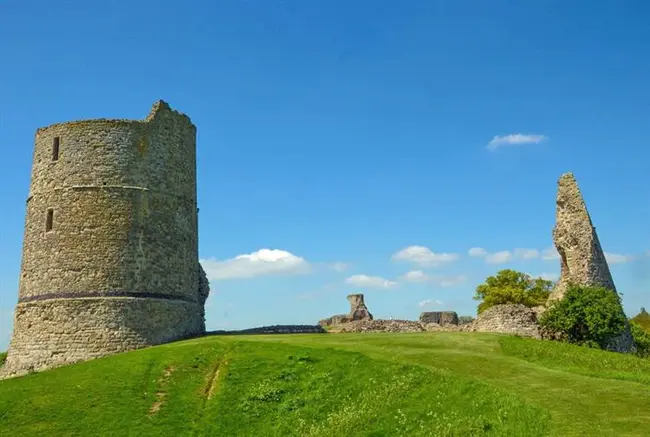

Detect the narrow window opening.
[
  {"left": 46, "top": 209, "right": 54, "bottom": 232},
  {"left": 52, "top": 137, "right": 60, "bottom": 161}
]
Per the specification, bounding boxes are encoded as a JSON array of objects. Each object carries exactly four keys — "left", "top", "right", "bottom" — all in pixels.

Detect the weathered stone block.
[{"left": 419, "top": 311, "right": 459, "bottom": 325}]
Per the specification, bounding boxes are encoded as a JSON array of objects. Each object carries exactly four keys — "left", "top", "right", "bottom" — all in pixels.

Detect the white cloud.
[
  {"left": 401, "top": 270, "right": 430, "bottom": 283},
  {"left": 419, "top": 299, "right": 443, "bottom": 308},
  {"left": 201, "top": 249, "right": 310, "bottom": 280},
  {"left": 513, "top": 248, "right": 540, "bottom": 260},
  {"left": 485, "top": 250, "right": 513, "bottom": 265},
  {"left": 329, "top": 262, "right": 351, "bottom": 272},
  {"left": 345, "top": 274, "right": 398, "bottom": 289},
  {"left": 468, "top": 247, "right": 488, "bottom": 257},
  {"left": 391, "top": 246, "right": 459, "bottom": 267},
  {"left": 470, "top": 247, "right": 538, "bottom": 264},
  {"left": 605, "top": 253, "right": 634, "bottom": 264},
  {"left": 541, "top": 247, "right": 560, "bottom": 261},
  {"left": 487, "top": 133, "right": 548, "bottom": 151},
  {"left": 437, "top": 275, "right": 468, "bottom": 288},
  {"left": 400, "top": 271, "right": 467, "bottom": 287},
  {"left": 528, "top": 272, "right": 560, "bottom": 281}
]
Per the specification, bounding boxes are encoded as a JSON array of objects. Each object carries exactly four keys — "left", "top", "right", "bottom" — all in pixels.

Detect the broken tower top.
[{"left": 549, "top": 171, "right": 616, "bottom": 302}]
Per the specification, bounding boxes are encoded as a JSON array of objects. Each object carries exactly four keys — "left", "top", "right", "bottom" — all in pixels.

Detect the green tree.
[
  {"left": 631, "top": 307, "right": 650, "bottom": 333},
  {"left": 539, "top": 283, "right": 627, "bottom": 349},
  {"left": 473, "top": 269, "right": 554, "bottom": 314}
]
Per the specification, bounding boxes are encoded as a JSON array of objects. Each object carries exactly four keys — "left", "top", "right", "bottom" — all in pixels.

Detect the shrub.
[
  {"left": 539, "top": 284, "right": 627, "bottom": 349},
  {"left": 473, "top": 269, "right": 553, "bottom": 314},
  {"left": 630, "top": 322, "right": 650, "bottom": 358},
  {"left": 0, "top": 352, "right": 6, "bottom": 368},
  {"left": 631, "top": 307, "right": 650, "bottom": 333}
]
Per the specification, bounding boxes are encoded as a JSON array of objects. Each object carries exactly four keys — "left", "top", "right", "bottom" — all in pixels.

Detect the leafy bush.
[
  {"left": 630, "top": 322, "right": 650, "bottom": 358},
  {"left": 473, "top": 269, "right": 553, "bottom": 314},
  {"left": 0, "top": 352, "right": 5, "bottom": 368},
  {"left": 631, "top": 307, "right": 650, "bottom": 332},
  {"left": 539, "top": 284, "right": 627, "bottom": 349}
]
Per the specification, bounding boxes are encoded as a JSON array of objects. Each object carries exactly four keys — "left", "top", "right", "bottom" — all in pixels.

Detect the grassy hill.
[{"left": 1, "top": 332, "right": 650, "bottom": 436}]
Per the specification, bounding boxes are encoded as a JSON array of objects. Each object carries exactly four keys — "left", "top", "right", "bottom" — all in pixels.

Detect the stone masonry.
[
  {"left": 319, "top": 293, "right": 373, "bottom": 326},
  {"left": 1, "top": 101, "right": 209, "bottom": 378},
  {"left": 466, "top": 304, "right": 541, "bottom": 339},
  {"left": 547, "top": 172, "right": 634, "bottom": 352},
  {"left": 419, "top": 311, "right": 459, "bottom": 325},
  {"left": 347, "top": 293, "right": 373, "bottom": 321}
]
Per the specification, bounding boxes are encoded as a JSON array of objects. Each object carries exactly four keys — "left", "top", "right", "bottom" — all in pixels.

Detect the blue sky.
[{"left": 1, "top": 0, "right": 649, "bottom": 349}]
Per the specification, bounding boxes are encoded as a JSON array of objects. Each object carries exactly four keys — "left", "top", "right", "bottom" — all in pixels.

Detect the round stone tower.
[{"left": 1, "top": 101, "right": 210, "bottom": 378}]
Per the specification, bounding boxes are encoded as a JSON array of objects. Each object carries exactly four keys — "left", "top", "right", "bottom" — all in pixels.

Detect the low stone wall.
[
  {"left": 419, "top": 311, "right": 459, "bottom": 325},
  {"left": 333, "top": 319, "right": 425, "bottom": 333},
  {"left": 209, "top": 325, "right": 326, "bottom": 335},
  {"left": 0, "top": 297, "right": 204, "bottom": 379},
  {"left": 465, "top": 304, "right": 541, "bottom": 339},
  {"left": 328, "top": 319, "right": 466, "bottom": 333}
]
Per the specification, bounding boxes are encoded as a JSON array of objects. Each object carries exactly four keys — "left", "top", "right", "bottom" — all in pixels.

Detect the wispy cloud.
[
  {"left": 345, "top": 274, "right": 398, "bottom": 289},
  {"left": 419, "top": 299, "right": 443, "bottom": 308},
  {"left": 541, "top": 247, "right": 560, "bottom": 261},
  {"left": 401, "top": 270, "right": 430, "bottom": 283},
  {"left": 487, "top": 133, "right": 548, "bottom": 151},
  {"left": 528, "top": 272, "right": 560, "bottom": 281},
  {"left": 468, "top": 247, "right": 488, "bottom": 257},
  {"left": 470, "top": 247, "right": 542, "bottom": 264},
  {"left": 485, "top": 250, "right": 513, "bottom": 265},
  {"left": 391, "top": 246, "right": 459, "bottom": 267},
  {"left": 328, "top": 262, "right": 351, "bottom": 272},
  {"left": 400, "top": 271, "right": 467, "bottom": 287},
  {"left": 605, "top": 253, "right": 634, "bottom": 264},
  {"left": 201, "top": 249, "right": 311, "bottom": 280}
]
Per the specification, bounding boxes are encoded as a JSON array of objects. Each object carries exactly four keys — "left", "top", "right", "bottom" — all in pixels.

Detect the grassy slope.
[{"left": 1, "top": 333, "right": 649, "bottom": 437}]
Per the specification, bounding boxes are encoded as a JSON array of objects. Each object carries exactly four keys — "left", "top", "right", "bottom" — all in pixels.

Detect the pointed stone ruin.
[
  {"left": 547, "top": 172, "right": 635, "bottom": 352},
  {"left": 347, "top": 293, "right": 373, "bottom": 321},
  {"left": 318, "top": 293, "right": 373, "bottom": 326}
]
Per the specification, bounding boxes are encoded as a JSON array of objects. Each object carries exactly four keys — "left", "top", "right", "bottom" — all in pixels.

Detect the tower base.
[{"left": 0, "top": 296, "right": 205, "bottom": 379}]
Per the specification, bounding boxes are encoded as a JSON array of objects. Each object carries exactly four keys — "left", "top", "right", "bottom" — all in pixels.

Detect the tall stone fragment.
[
  {"left": 347, "top": 293, "right": 373, "bottom": 321},
  {"left": 318, "top": 293, "right": 373, "bottom": 326},
  {"left": 547, "top": 172, "right": 634, "bottom": 352}
]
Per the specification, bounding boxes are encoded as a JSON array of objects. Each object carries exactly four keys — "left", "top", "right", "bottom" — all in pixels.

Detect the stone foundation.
[{"left": 0, "top": 297, "right": 204, "bottom": 379}]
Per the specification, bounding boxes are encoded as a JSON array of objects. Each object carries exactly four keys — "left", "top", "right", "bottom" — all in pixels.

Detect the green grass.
[{"left": 1, "top": 332, "right": 649, "bottom": 436}]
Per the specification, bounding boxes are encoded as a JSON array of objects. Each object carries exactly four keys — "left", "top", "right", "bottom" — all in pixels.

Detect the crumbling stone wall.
[
  {"left": 466, "top": 304, "right": 541, "bottom": 339},
  {"left": 319, "top": 293, "right": 373, "bottom": 326},
  {"left": 1, "top": 101, "right": 209, "bottom": 378},
  {"left": 419, "top": 311, "right": 459, "bottom": 325}
]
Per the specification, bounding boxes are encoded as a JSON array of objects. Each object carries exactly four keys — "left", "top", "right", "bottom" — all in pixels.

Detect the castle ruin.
[
  {"left": 547, "top": 172, "right": 634, "bottom": 352},
  {"left": 0, "top": 100, "right": 210, "bottom": 378}
]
